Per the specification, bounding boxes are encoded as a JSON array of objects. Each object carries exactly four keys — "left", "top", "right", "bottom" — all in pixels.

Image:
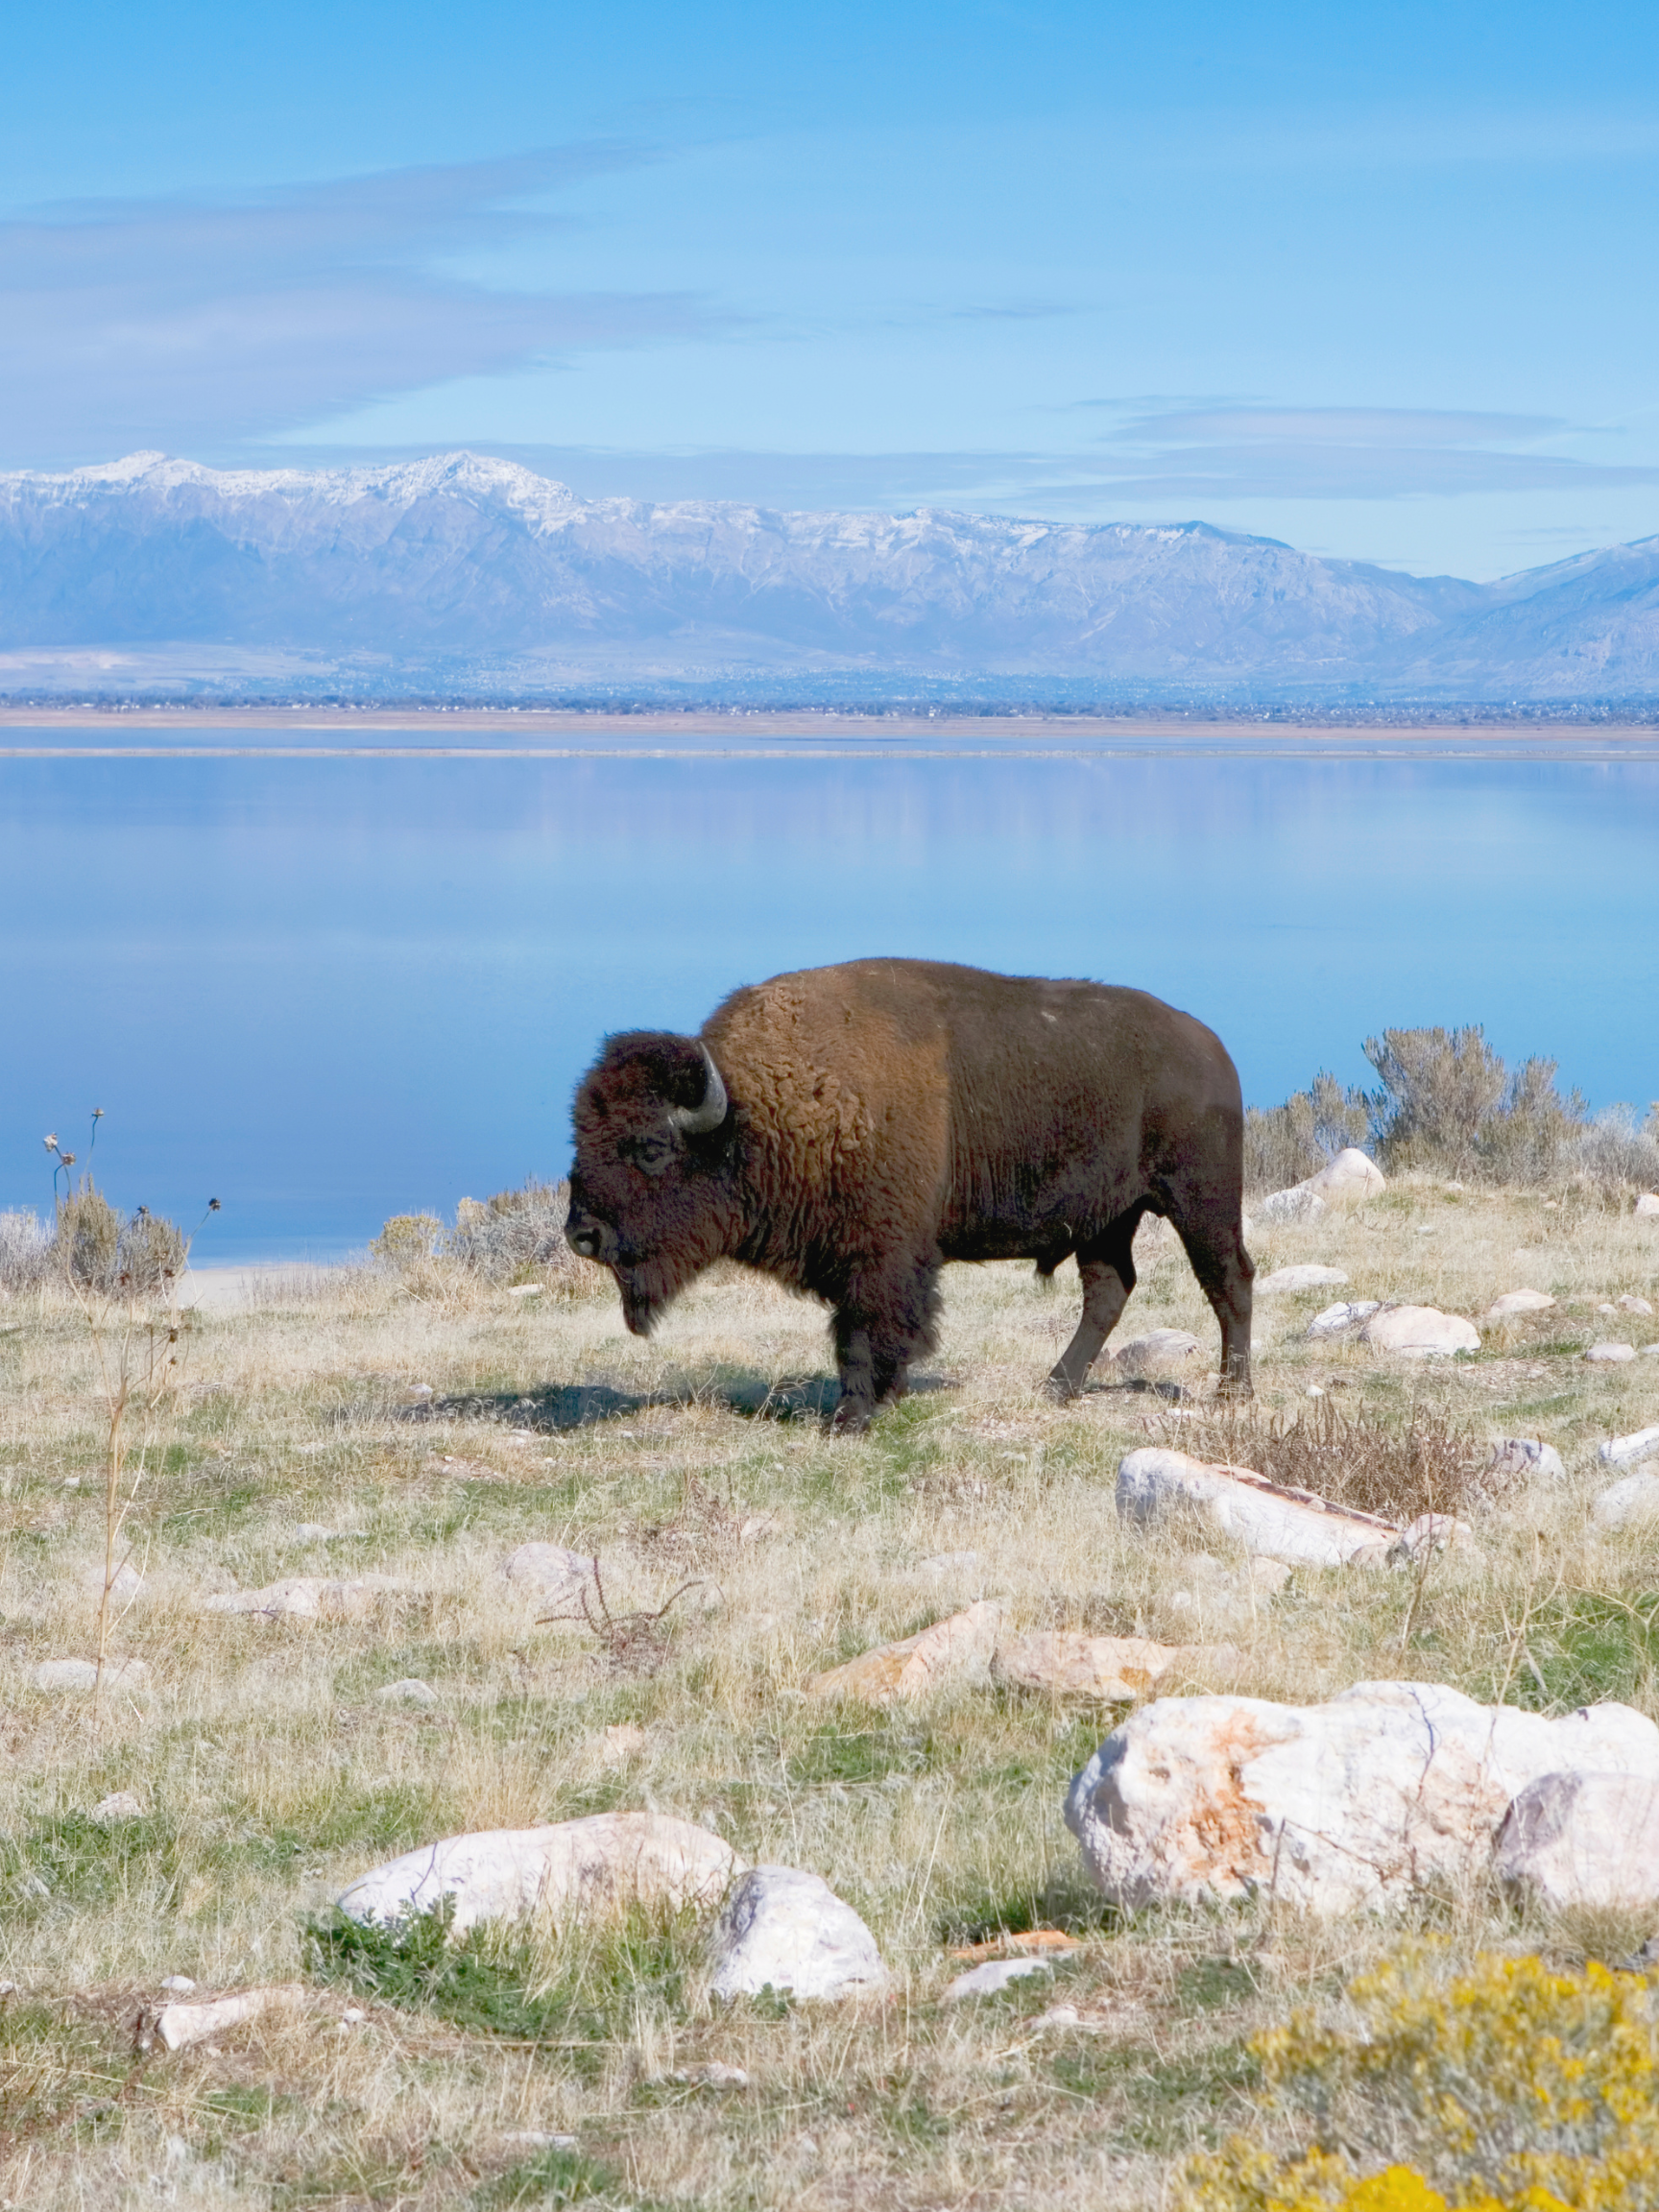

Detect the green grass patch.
[
  {"left": 473, "top": 2143, "right": 626, "bottom": 2208},
  {"left": 1479, "top": 1590, "right": 1659, "bottom": 1711},
  {"left": 233, "top": 1779, "right": 444, "bottom": 1871},
  {"left": 0, "top": 1812, "right": 184, "bottom": 1917}
]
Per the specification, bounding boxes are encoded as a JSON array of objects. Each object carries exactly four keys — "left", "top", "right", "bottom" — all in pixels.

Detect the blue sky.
[{"left": 6, "top": 1, "right": 1659, "bottom": 578}]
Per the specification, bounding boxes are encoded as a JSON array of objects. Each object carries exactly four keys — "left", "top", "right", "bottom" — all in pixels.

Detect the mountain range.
[{"left": 2, "top": 450, "right": 1657, "bottom": 701}]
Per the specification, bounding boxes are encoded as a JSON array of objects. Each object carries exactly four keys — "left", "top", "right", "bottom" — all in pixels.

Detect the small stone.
[
  {"left": 1253, "top": 1185, "right": 1329, "bottom": 1226},
  {"left": 709, "top": 1866, "right": 890, "bottom": 2000},
  {"left": 1360, "top": 1305, "right": 1480, "bottom": 1358},
  {"left": 1306, "top": 1300, "right": 1382, "bottom": 1340},
  {"left": 403, "top": 1382, "right": 435, "bottom": 1403},
  {"left": 676, "top": 2060, "right": 749, "bottom": 2087},
  {"left": 1603, "top": 1425, "right": 1659, "bottom": 1467},
  {"left": 507, "top": 1284, "right": 542, "bottom": 1299},
  {"left": 82, "top": 1560, "right": 143, "bottom": 1604},
  {"left": 1249, "top": 1558, "right": 1292, "bottom": 1595},
  {"left": 1635, "top": 1193, "right": 1659, "bottom": 1217},
  {"left": 203, "top": 1575, "right": 397, "bottom": 1619},
  {"left": 340, "top": 2007, "right": 366, "bottom": 2025},
  {"left": 1488, "top": 1438, "right": 1566, "bottom": 1486},
  {"left": 1586, "top": 1342, "right": 1638, "bottom": 1364},
  {"left": 142, "top": 1984, "right": 306, "bottom": 2055},
  {"left": 942, "top": 1957, "right": 1052, "bottom": 2000},
  {"left": 89, "top": 1791, "right": 144, "bottom": 1823},
  {"left": 1599, "top": 1304, "right": 1618, "bottom": 1315},
  {"left": 805, "top": 1600, "right": 999, "bottom": 1703},
  {"left": 1257, "top": 1264, "right": 1349, "bottom": 1295},
  {"left": 502, "top": 2131, "right": 579, "bottom": 2152},
  {"left": 375, "top": 1678, "right": 439, "bottom": 1708},
  {"left": 600, "top": 1722, "right": 648, "bottom": 1763},
  {"left": 292, "top": 1523, "right": 336, "bottom": 1542},
  {"left": 1593, "top": 1472, "right": 1659, "bottom": 1531},
  {"left": 1111, "top": 1328, "right": 1203, "bottom": 1377},
  {"left": 1484, "top": 1289, "right": 1556, "bottom": 1319},
  {"left": 917, "top": 1550, "right": 981, "bottom": 1575},
  {"left": 1392, "top": 1512, "right": 1477, "bottom": 1562},
  {"left": 158, "top": 1976, "right": 197, "bottom": 1994},
  {"left": 500, "top": 1543, "right": 594, "bottom": 1604},
  {"left": 1618, "top": 1295, "right": 1654, "bottom": 1315},
  {"left": 34, "top": 1657, "right": 151, "bottom": 1694},
  {"left": 739, "top": 1515, "right": 777, "bottom": 1544}
]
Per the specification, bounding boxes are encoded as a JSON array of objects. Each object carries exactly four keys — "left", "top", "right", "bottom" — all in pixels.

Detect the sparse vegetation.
[{"left": 1, "top": 1168, "right": 1658, "bottom": 2206}]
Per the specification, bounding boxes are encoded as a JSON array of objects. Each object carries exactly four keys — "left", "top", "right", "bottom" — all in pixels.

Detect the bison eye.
[{"left": 625, "top": 1131, "right": 677, "bottom": 1176}]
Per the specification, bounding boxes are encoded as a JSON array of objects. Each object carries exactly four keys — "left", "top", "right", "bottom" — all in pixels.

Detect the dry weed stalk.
[{"left": 540, "top": 1556, "right": 705, "bottom": 1675}]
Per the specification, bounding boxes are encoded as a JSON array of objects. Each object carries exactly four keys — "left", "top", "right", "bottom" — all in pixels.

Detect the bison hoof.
[
  {"left": 829, "top": 1397, "right": 874, "bottom": 1434},
  {"left": 1043, "top": 1370, "right": 1082, "bottom": 1403}
]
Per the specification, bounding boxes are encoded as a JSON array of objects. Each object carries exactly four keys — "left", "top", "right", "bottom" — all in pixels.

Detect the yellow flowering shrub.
[{"left": 1179, "top": 1947, "right": 1659, "bottom": 2211}]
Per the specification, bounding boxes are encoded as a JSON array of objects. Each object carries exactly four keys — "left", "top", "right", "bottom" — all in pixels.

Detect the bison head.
[{"left": 565, "top": 1031, "right": 738, "bottom": 1335}]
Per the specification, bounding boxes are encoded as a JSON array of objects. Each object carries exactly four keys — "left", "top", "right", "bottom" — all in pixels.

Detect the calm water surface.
[{"left": 2, "top": 727, "right": 1655, "bottom": 1259}]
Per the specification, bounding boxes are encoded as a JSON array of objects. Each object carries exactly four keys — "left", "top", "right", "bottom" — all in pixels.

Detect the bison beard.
[{"left": 565, "top": 959, "right": 1254, "bottom": 1431}]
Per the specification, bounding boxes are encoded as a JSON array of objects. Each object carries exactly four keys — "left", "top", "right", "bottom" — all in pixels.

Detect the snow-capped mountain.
[{"left": 0, "top": 449, "right": 1655, "bottom": 697}]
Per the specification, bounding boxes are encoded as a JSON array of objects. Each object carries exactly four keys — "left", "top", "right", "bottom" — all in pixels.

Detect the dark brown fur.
[{"left": 565, "top": 958, "right": 1253, "bottom": 1429}]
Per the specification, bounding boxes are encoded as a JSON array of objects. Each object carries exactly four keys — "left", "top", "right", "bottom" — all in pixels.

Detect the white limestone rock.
[
  {"left": 138, "top": 1984, "right": 307, "bottom": 2056},
  {"left": 203, "top": 1576, "right": 398, "bottom": 1620},
  {"left": 1111, "top": 1328, "right": 1203, "bottom": 1378},
  {"left": 90, "top": 1791, "right": 144, "bottom": 1823},
  {"left": 1117, "top": 1447, "right": 1397, "bottom": 1567},
  {"left": 1488, "top": 1437, "right": 1567, "bottom": 1487},
  {"left": 1484, "top": 1290, "right": 1556, "bottom": 1319},
  {"left": 1360, "top": 1305, "right": 1480, "bottom": 1358},
  {"left": 943, "top": 1958, "right": 1052, "bottom": 2001},
  {"left": 1496, "top": 1771, "right": 1659, "bottom": 1911},
  {"left": 1308, "top": 1148, "right": 1387, "bottom": 1204},
  {"left": 499, "top": 1543, "right": 595, "bottom": 1606},
  {"left": 1585, "top": 1342, "right": 1638, "bottom": 1364},
  {"left": 1603, "top": 1425, "right": 1659, "bottom": 1468},
  {"left": 338, "top": 1813, "right": 738, "bottom": 1935},
  {"left": 375, "top": 1678, "right": 439, "bottom": 1708},
  {"left": 709, "top": 1866, "right": 890, "bottom": 2000},
  {"left": 992, "top": 1629, "right": 1236, "bottom": 1700},
  {"left": 1258, "top": 1264, "right": 1349, "bottom": 1295},
  {"left": 1065, "top": 1681, "right": 1659, "bottom": 1916},
  {"left": 1253, "top": 1186, "right": 1329, "bottom": 1227},
  {"left": 1635, "top": 1193, "right": 1659, "bottom": 1217},
  {"left": 1618, "top": 1295, "right": 1654, "bottom": 1316},
  {"left": 1593, "top": 1470, "right": 1659, "bottom": 1531},
  {"left": 1306, "top": 1300, "right": 1382, "bottom": 1340}
]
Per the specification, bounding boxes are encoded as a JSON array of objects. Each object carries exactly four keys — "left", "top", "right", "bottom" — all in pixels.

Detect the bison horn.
[{"left": 668, "top": 1044, "right": 728, "bottom": 1136}]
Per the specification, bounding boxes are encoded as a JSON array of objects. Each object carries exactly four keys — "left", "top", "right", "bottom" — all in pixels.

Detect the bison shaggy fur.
[{"left": 565, "top": 957, "right": 1253, "bottom": 1429}]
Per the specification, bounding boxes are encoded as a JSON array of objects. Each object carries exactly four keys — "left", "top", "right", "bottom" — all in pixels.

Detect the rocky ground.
[{"left": 2, "top": 1173, "right": 1658, "bottom": 2209}]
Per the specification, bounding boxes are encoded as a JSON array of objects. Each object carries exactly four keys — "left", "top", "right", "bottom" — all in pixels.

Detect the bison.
[{"left": 565, "top": 958, "right": 1253, "bottom": 1429}]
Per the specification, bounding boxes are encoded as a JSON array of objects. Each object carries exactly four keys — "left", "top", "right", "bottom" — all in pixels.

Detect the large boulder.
[
  {"left": 1496, "top": 1771, "right": 1659, "bottom": 1911},
  {"left": 337, "top": 1813, "right": 737, "bottom": 1935},
  {"left": 1602, "top": 1425, "right": 1659, "bottom": 1468},
  {"left": 1307, "top": 1300, "right": 1382, "bottom": 1340},
  {"left": 1307, "top": 1149, "right": 1386, "bottom": 1204},
  {"left": 1064, "top": 1681, "right": 1659, "bottom": 1915},
  {"left": 805, "top": 1601, "right": 999, "bottom": 1703},
  {"left": 1360, "top": 1305, "right": 1480, "bottom": 1358},
  {"left": 708, "top": 1867, "right": 889, "bottom": 2000},
  {"left": 1116, "top": 1448, "right": 1397, "bottom": 1567}
]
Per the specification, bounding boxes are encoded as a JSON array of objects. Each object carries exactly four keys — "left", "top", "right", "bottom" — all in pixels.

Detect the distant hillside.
[{"left": 1, "top": 450, "right": 1656, "bottom": 699}]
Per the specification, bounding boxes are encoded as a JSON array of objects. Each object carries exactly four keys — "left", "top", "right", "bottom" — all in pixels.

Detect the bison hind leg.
[{"left": 1169, "top": 1213, "right": 1255, "bottom": 1397}]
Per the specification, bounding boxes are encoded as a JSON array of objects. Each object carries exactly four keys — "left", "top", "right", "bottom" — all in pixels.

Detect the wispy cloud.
[{"left": 0, "top": 153, "right": 721, "bottom": 464}]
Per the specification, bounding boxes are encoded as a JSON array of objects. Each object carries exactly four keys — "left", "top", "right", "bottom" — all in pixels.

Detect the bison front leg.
[{"left": 829, "top": 1254, "right": 942, "bottom": 1432}]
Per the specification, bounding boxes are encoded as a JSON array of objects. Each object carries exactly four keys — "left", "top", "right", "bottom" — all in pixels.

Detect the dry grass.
[{"left": 1, "top": 1174, "right": 1658, "bottom": 2207}]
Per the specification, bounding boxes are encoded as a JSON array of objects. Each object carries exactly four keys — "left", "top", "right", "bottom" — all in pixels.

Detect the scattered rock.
[
  {"left": 1488, "top": 1437, "right": 1566, "bottom": 1486},
  {"left": 337, "top": 1812, "right": 738, "bottom": 1936},
  {"left": 1396, "top": 1512, "right": 1477, "bottom": 1560},
  {"left": 1360, "top": 1305, "right": 1480, "bottom": 1358},
  {"left": 1602, "top": 1425, "right": 1659, "bottom": 1468},
  {"left": 709, "top": 1866, "right": 889, "bottom": 2000},
  {"left": 137, "top": 1984, "right": 307, "bottom": 2055},
  {"left": 738, "top": 1515, "right": 777, "bottom": 1544},
  {"left": 1249, "top": 1557, "right": 1293, "bottom": 1594},
  {"left": 403, "top": 1382, "right": 435, "bottom": 1404},
  {"left": 674, "top": 2061, "right": 749, "bottom": 2088},
  {"left": 1306, "top": 1300, "right": 1382, "bottom": 1339},
  {"left": 993, "top": 1629, "right": 1236, "bottom": 1700},
  {"left": 291, "top": 1523, "right": 338, "bottom": 1543},
  {"left": 1496, "top": 1771, "right": 1659, "bottom": 1911},
  {"left": 1116, "top": 1447, "right": 1398, "bottom": 1567},
  {"left": 1065, "top": 1681, "right": 1659, "bottom": 1915},
  {"left": 1586, "top": 1342, "right": 1638, "bottom": 1364},
  {"left": 500, "top": 1543, "right": 595, "bottom": 1605},
  {"left": 506, "top": 1283, "right": 542, "bottom": 1299},
  {"left": 89, "top": 1791, "right": 144, "bottom": 1823},
  {"left": 82, "top": 1560, "right": 143, "bottom": 1605},
  {"left": 375, "top": 1678, "right": 439, "bottom": 1708},
  {"left": 1593, "top": 1470, "right": 1659, "bottom": 1531},
  {"left": 600, "top": 1722, "right": 648, "bottom": 1763},
  {"left": 805, "top": 1600, "right": 999, "bottom": 1703},
  {"left": 203, "top": 1576, "right": 398, "bottom": 1620},
  {"left": 158, "top": 1975, "right": 196, "bottom": 1994},
  {"left": 1484, "top": 1290, "right": 1556, "bottom": 1319},
  {"left": 1619, "top": 1295, "right": 1655, "bottom": 1315},
  {"left": 1257, "top": 1264, "right": 1349, "bottom": 1295},
  {"left": 1635, "top": 1193, "right": 1659, "bottom": 1217},
  {"left": 1111, "top": 1328, "right": 1203, "bottom": 1378},
  {"left": 1308, "top": 1148, "right": 1387, "bottom": 1204},
  {"left": 943, "top": 1957, "right": 1053, "bottom": 2000},
  {"left": 1253, "top": 1185, "right": 1328, "bottom": 1226},
  {"left": 502, "top": 2130, "right": 579, "bottom": 2152},
  {"left": 33, "top": 1657, "right": 151, "bottom": 1694}
]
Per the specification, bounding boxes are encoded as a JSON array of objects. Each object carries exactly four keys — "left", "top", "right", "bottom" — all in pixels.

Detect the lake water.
[{"left": 3, "top": 722, "right": 1657, "bottom": 1261}]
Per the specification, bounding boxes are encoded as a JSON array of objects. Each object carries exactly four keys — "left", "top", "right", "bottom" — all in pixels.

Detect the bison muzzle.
[{"left": 565, "top": 958, "right": 1253, "bottom": 1430}]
